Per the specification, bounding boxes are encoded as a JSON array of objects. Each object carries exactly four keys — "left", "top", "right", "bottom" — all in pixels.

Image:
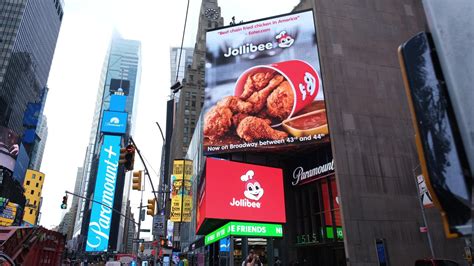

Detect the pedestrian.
[{"left": 242, "top": 249, "right": 262, "bottom": 266}]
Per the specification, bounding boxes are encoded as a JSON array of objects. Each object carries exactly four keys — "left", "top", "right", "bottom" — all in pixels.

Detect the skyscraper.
[
  {"left": 73, "top": 32, "right": 141, "bottom": 253},
  {"left": 167, "top": 0, "right": 224, "bottom": 250},
  {"left": 170, "top": 47, "right": 194, "bottom": 85},
  {"left": 169, "top": 0, "right": 223, "bottom": 165},
  {"left": 0, "top": 0, "right": 62, "bottom": 226},
  {"left": 28, "top": 115, "right": 48, "bottom": 171}
]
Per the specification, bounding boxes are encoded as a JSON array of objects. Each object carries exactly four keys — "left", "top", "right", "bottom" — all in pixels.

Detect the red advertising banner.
[
  {"left": 197, "top": 158, "right": 286, "bottom": 233},
  {"left": 203, "top": 10, "right": 329, "bottom": 155}
]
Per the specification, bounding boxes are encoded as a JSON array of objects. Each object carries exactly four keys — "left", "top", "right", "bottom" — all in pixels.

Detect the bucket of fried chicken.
[
  {"left": 203, "top": 60, "right": 322, "bottom": 145},
  {"left": 234, "top": 60, "right": 320, "bottom": 124}
]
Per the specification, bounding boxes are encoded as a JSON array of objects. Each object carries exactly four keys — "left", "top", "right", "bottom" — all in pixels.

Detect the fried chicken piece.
[
  {"left": 232, "top": 113, "right": 249, "bottom": 127},
  {"left": 246, "top": 74, "right": 285, "bottom": 113},
  {"left": 203, "top": 106, "right": 233, "bottom": 140},
  {"left": 217, "top": 96, "right": 253, "bottom": 114},
  {"left": 236, "top": 116, "right": 288, "bottom": 142},
  {"left": 266, "top": 81, "right": 295, "bottom": 120},
  {"left": 240, "top": 70, "right": 275, "bottom": 100},
  {"left": 232, "top": 113, "right": 271, "bottom": 128}
]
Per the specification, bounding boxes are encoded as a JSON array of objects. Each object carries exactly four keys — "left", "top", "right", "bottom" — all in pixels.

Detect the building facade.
[
  {"left": 28, "top": 115, "right": 48, "bottom": 171},
  {"left": 177, "top": 1, "right": 467, "bottom": 265},
  {"left": 170, "top": 47, "right": 194, "bottom": 85},
  {"left": 72, "top": 32, "right": 141, "bottom": 253},
  {"left": 22, "top": 169, "right": 45, "bottom": 226},
  {"left": 0, "top": 0, "right": 62, "bottom": 226},
  {"left": 166, "top": 0, "right": 224, "bottom": 251}
]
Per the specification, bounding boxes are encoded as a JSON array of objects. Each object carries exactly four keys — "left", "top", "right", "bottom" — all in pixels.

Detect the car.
[{"left": 415, "top": 259, "right": 459, "bottom": 266}]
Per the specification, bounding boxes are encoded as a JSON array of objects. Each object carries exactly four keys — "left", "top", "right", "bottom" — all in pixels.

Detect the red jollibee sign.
[{"left": 196, "top": 158, "right": 286, "bottom": 233}]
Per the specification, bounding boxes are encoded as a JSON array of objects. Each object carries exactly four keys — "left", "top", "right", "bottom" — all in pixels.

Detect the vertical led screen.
[
  {"left": 203, "top": 10, "right": 329, "bottom": 154},
  {"left": 85, "top": 135, "right": 121, "bottom": 252},
  {"left": 170, "top": 159, "right": 193, "bottom": 222}
]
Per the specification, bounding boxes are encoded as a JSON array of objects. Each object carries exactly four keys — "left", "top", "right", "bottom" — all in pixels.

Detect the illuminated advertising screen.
[
  {"left": 109, "top": 94, "right": 126, "bottom": 112},
  {"left": 0, "top": 126, "right": 20, "bottom": 172},
  {"left": 170, "top": 159, "right": 193, "bottom": 222},
  {"left": 101, "top": 111, "right": 128, "bottom": 134},
  {"left": 205, "top": 221, "right": 283, "bottom": 245},
  {"left": 110, "top": 78, "right": 130, "bottom": 95},
  {"left": 13, "top": 144, "right": 29, "bottom": 184},
  {"left": 203, "top": 10, "right": 329, "bottom": 155},
  {"left": 85, "top": 135, "right": 121, "bottom": 252},
  {"left": 197, "top": 158, "right": 285, "bottom": 234}
]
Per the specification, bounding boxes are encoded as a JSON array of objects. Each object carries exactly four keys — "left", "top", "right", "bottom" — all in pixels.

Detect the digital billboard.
[
  {"left": 12, "top": 143, "right": 29, "bottom": 184},
  {"left": 205, "top": 221, "right": 283, "bottom": 245},
  {"left": 197, "top": 158, "right": 285, "bottom": 234},
  {"left": 101, "top": 111, "right": 128, "bottom": 134},
  {"left": 203, "top": 10, "right": 329, "bottom": 154},
  {"left": 110, "top": 78, "right": 130, "bottom": 95},
  {"left": 85, "top": 135, "right": 121, "bottom": 252},
  {"left": 170, "top": 159, "right": 193, "bottom": 222},
  {"left": 0, "top": 126, "right": 20, "bottom": 172},
  {"left": 109, "top": 94, "right": 126, "bottom": 112}
]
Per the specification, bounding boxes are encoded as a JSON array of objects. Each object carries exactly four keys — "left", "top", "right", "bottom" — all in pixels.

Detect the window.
[
  {"left": 26, "top": 180, "right": 30, "bottom": 185},
  {"left": 39, "top": 176, "right": 42, "bottom": 181},
  {"left": 32, "top": 174, "right": 36, "bottom": 179},
  {"left": 36, "top": 183, "right": 39, "bottom": 188},
  {"left": 192, "top": 101, "right": 196, "bottom": 107},
  {"left": 34, "top": 200, "right": 37, "bottom": 205},
  {"left": 30, "top": 209, "right": 33, "bottom": 215},
  {"left": 38, "top": 191, "right": 40, "bottom": 196},
  {"left": 30, "top": 190, "right": 34, "bottom": 195}
]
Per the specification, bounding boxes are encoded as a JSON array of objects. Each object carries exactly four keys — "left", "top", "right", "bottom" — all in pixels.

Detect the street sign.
[
  {"left": 153, "top": 215, "right": 165, "bottom": 236},
  {"left": 140, "top": 229, "right": 150, "bottom": 233}
]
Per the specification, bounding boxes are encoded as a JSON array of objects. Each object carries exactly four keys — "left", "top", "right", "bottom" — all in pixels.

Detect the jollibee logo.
[
  {"left": 223, "top": 30, "right": 295, "bottom": 58},
  {"left": 229, "top": 170, "right": 264, "bottom": 208},
  {"left": 276, "top": 31, "right": 295, "bottom": 48},
  {"left": 298, "top": 72, "right": 316, "bottom": 101}
]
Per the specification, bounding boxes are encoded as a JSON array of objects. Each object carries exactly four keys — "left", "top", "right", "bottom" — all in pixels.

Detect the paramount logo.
[{"left": 292, "top": 159, "right": 335, "bottom": 186}]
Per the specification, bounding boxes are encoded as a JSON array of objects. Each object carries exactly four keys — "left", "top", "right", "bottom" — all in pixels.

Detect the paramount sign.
[
  {"left": 292, "top": 159, "right": 335, "bottom": 186},
  {"left": 85, "top": 135, "right": 121, "bottom": 252}
]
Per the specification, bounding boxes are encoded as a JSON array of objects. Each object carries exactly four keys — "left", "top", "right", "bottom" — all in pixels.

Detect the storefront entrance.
[{"left": 296, "top": 243, "right": 346, "bottom": 266}]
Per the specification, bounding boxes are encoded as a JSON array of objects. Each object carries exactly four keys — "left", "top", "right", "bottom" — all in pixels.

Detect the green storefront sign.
[{"left": 205, "top": 221, "right": 283, "bottom": 245}]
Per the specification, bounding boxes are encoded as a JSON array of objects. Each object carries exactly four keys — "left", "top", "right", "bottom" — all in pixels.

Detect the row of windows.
[{"left": 25, "top": 180, "right": 43, "bottom": 189}]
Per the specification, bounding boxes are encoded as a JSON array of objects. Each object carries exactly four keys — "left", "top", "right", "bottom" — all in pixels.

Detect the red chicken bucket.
[{"left": 234, "top": 60, "right": 320, "bottom": 124}]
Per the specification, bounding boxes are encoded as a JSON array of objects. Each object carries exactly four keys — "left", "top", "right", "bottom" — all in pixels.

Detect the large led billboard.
[
  {"left": 101, "top": 111, "right": 128, "bottom": 134},
  {"left": 0, "top": 126, "right": 20, "bottom": 172},
  {"left": 203, "top": 10, "right": 329, "bottom": 155},
  {"left": 85, "top": 135, "right": 121, "bottom": 252},
  {"left": 197, "top": 158, "right": 285, "bottom": 234}
]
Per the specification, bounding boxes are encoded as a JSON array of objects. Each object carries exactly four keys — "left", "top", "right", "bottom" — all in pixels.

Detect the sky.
[{"left": 40, "top": 0, "right": 300, "bottom": 232}]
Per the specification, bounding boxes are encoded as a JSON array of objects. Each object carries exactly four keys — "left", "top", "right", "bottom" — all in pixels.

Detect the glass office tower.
[{"left": 73, "top": 32, "right": 141, "bottom": 253}]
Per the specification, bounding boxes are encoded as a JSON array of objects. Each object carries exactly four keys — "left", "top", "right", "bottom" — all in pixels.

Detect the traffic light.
[
  {"left": 146, "top": 198, "right": 155, "bottom": 216},
  {"left": 119, "top": 144, "right": 135, "bottom": 171},
  {"left": 61, "top": 195, "right": 68, "bottom": 209},
  {"left": 132, "top": 171, "right": 142, "bottom": 191}
]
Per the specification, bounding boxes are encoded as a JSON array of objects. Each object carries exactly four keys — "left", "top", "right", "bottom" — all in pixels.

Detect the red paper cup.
[{"left": 234, "top": 60, "right": 320, "bottom": 123}]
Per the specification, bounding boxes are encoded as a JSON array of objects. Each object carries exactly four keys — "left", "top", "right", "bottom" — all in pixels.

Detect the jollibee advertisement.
[
  {"left": 197, "top": 158, "right": 285, "bottom": 234},
  {"left": 204, "top": 10, "right": 329, "bottom": 155}
]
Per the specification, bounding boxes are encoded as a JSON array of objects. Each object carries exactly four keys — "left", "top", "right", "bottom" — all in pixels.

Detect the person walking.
[{"left": 242, "top": 249, "right": 262, "bottom": 266}]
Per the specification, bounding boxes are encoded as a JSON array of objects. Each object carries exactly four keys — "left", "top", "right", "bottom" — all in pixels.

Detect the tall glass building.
[
  {"left": 0, "top": 0, "right": 63, "bottom": 226},
  {"left": 72, "top": 32, "right": 141, "bottom": 253}
]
